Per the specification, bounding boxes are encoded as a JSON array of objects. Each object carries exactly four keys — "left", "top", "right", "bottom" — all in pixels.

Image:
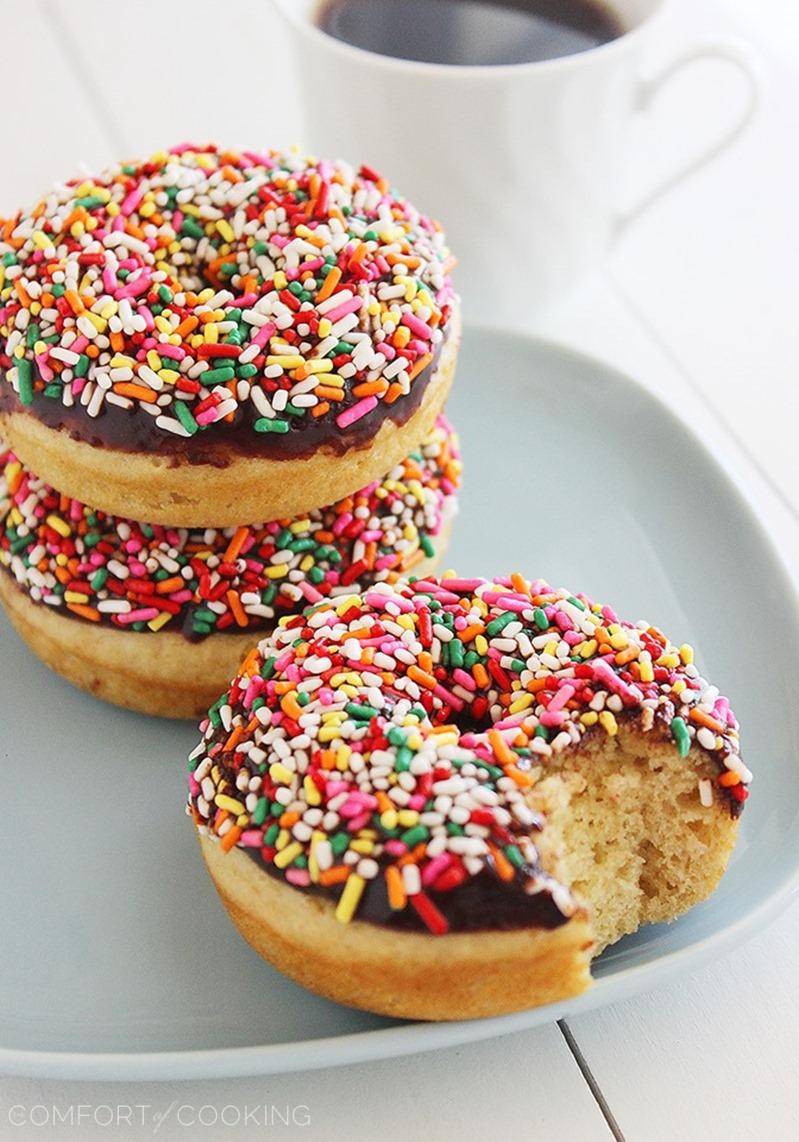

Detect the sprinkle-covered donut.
[
  {"left": 0, "top": 420, "right": 459, "bottom": 717},
  {"left": 0, "top": 145, "right": 459, "bottom": 525},
  {"left": 188, "top": 575, "right": 748, "bottom": 1016}
]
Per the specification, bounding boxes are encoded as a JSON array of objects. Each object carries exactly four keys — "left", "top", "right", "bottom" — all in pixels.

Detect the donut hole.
[{"left": 532, "top": 736, "right": 737, "bottom": 952}]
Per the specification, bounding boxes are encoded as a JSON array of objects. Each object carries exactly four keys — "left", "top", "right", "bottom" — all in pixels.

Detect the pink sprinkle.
[
  {"left": 336, "top": 396, "right": 377, "bottom": 429},
  {"left": 323, "top": 295, "right": 363, "bottom": 324},
  {"left": 285, "top": 869, "right": 311, "bottom": 887},
  {"left": 422, "top": 854, "right": 453, "bottom": 886},
  {"left": 116, "top": 607, "right": 160, "bottom": 625},
  {"left": 547, "top": 684, "right": 576, "bottom": 713},
  {"left": 403, "top": 313, "right": 433, "bottom": 339}
]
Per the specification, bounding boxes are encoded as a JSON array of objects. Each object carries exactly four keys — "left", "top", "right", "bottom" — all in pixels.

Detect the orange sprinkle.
[
  {"left": 223, "top": 725, "right": 246, "bottom": 753},
  {"left": 689, "top": 709, "right": 726, "bottom": 734},
  {"left": 281, "top": 693, "right": 304, "bottom": 721},
  {"left": 315, "top": 265, "right": 342, "bottom": 303},
  {"left": 155, "top": 576, "right": 184, "bottom": 595},
  {"left": 385, "top": 866, "right": 407, "bottom": 911},
  {"left": 113, "top": 382, "right": 159, "bottom": 403},
  {"left": 488, "top": 843, "right": 516, "bottom": 882},
  {"left": 66, "top": 603, "right": 101, "bottom": 622},
  {"left": 220, "top": 826, "right": 242, "bottom": 853},
  {"left": 408, "top": 665, "right": 437, "bottom": 692},
  {"left": 319, "top": 866, "right": 351, "bottom": 887},
  {"left": 226, "top": 590, "right": 248, "bottom": 628},
  {"left": 488, "top": 729, "right": 516, "bottom": 768},
  {"left": 718, "top": 771, "right": 740, "bottom": 788},
  {"left": 222, "top": 525, "right": 249, "bottom": 564}
]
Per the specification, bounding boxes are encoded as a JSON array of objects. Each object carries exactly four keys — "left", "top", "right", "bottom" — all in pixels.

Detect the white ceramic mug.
[{"left": 274, "top": 0, "right": 760, "bottom": 325}]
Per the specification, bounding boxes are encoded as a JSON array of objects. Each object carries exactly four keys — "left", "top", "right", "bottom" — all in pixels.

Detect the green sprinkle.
[
  {"left": 16, "top": 359, "right": 33, "bottom": 405},
  {"left": 173, "top": 400, "right": 199, "bottom": 435},
  {"left": 254, "top": 418, "right": 289, "bottom": 434},
  {"left": 330, "top": 833, "right": 350, "bottom": 856},
  {"left": 90, "top": 568, "right": 108, "bottom": 591},
  {"left": 671, "top": 716, "right": 691, "bottom": 758},
  {"left": 420, "top": 533, "right": 435, "bottom": 558},
  {"left": 253, "top": 798, "right": 269, "bottom": 827},
  {"left": 181, "top": 217, "right": 205, "bottom": 240},
  {"left": 202, "top": 366, "right": 236, "bottom": 385},
  {"left": 261, "top": 655, "right": 276, "bottom": 679},
  {"left": 533, "top": 607, "right": 550, "bottom": 631},
  {"left": 401, "top": 825, "right": 429, "bottom": 847},
  {"left": 345, "top": 702, "right": 379, "bottom": 721},
  {"left": 486, "top": 611, "right": 516, "bottom": 637},
  {"left": 263, "top": 823, "right": 280, "bottom": 846}
]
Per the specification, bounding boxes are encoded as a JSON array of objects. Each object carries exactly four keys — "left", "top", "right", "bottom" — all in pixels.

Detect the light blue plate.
[{"left": 2, "top": 330, "right": 798, "bottom": 1079}]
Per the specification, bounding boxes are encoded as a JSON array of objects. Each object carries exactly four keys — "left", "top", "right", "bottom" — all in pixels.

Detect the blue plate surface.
[{"left": 2, "top": 330, "right": 798, "bottom": 1078}]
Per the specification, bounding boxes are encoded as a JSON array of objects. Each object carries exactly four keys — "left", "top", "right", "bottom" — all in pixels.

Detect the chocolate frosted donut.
[
  {"left": 0, "top": 419, "right": 460, "bottom": 717},
  {"left": 188, "top": 575, "right": 748, "bottom": 1019},
  {"left": 0, "top": 145, "right": 459, "bottom": 525}
]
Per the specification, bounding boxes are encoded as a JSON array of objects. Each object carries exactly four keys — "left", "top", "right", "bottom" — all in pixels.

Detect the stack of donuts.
[
  {"left": 1, "top": 143, "right": 750, "bottom": 1022},
  {"left": 0, "top": 144, "right": 461, "bottom": 716}
]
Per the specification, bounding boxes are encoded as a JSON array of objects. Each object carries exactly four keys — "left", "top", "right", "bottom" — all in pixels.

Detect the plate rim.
[{"left": 4, "top": 328, "right": 799, "bottom": 1080}]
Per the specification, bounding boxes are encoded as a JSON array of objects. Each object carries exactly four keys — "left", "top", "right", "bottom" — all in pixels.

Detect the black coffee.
[{"left": 314, "top": 0, "right": 625, "bottom": 66}]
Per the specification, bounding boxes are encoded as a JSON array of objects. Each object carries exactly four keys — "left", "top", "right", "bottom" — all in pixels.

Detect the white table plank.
[
  {"left": 565, "top": 898, "right": 799, "bottom": 1142},
  {"left": 44, "top": 0, "right": 301, "bottom": 157},
  {"left": 0, "top": 1025, "right": 614, "bottom": 1142},
  {"left": 0, "top": 0, "right": 112, "bottom": 215}
]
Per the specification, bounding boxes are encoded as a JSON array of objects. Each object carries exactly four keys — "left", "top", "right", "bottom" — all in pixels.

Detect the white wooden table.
[{"left": 1, "top": 0, "right": 797, "bottom": 1137}]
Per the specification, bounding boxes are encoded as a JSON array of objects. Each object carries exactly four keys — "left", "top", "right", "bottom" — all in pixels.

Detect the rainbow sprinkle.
[
  {"left": 0, "top": 418, "right": 460, "bottom": 637},
  {"left": 0, "top": 145, "right": 455, "bottom": 440},
  {"left": 187, "top": 575, "right": 749, "bottom": 934}
]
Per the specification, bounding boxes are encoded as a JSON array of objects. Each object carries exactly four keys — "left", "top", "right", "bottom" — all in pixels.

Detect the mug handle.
[{"left": 614, "top": 35, "right": 762, "bottom": 236}]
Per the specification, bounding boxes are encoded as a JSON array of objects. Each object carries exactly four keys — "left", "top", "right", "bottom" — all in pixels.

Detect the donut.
[
  {"left": 0, "top": 419, "right": 460, "bottom": 718},
  {"left": 188, "top": 575, "right": 749, "bottom": 1020},
  {"left": 0, "top": 144, "right": 459, "bottom": 526}
]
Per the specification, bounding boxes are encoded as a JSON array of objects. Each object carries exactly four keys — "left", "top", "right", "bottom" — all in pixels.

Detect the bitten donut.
[
  {"left": 0, "top": 419, "right": 460, "bottom": 718},
  {"left": 188, "top": 575, "right": 749, "bottom": 1020},
  {"left": 0, "top": 144, "right": 459, "bottom": 525}
]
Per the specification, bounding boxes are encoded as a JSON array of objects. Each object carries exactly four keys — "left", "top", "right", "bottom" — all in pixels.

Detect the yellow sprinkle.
[
  {"left": 581, "top": 711, "right": 599, "bottom": 726},
  {"left": 657, "top": 653, "right": 680, "bottom": 668},
  {"left": 147, "top": 612, "right": 173, "bottom": 632},
  {"left": 269, "top": 762, "right": 294, "bottom": 785},
  {"left": 609, "top": 632, "right": 629, "bottom": 650},
  {"left": 335, "top": 873, "right": 365, "bottom": 924},
  {"left": 599, "top": 711, "right": 618, "bottom": 737},
  {"left": 397, "top": 809, "right": 419, "bottom": 828},
  {"left": 275, "top": 828, "right": 290, "bottom": 850},
  {"left": 318, "top": 317, "right": 333, "bottom": 337},
  {"left": 273, "top": 842, "right": 303, "bottom": 870},
  {"left": 509, "top": 693, "right": 534, "bottom": 715},
  {"left": 216, "top": 219, "right": 235, "bottom": 243},
  {"left": 273, "top": 270, "right": 288, "bottom": 290},
  {"left": 64, "top": 591, "right": 89, "bottom": 604},
  {"left": 303, "top": 775, "right": 321, "bottom": 806},
  {"left": 336, "top": 745, "right": 351, "bottom": 771},
  {"left": 578, "top": 639, "right": 598, "bottom": 659},
  {"left": 32, "top": 231, "right": 51, "bottom": 250},
  {"left": 318, "top": 726, "right": 341, "bottom": 743},
  {"left": 679, "top": 644, "right": 694, "bottom": 665},
  {"left": 380, "top": 809, "right": 398, "bottom": 831},
  {"left": 265, "top": 564, "right": 289, "bottom": 579},
  {"left": 215, "top": 793, "right": 245, "bottom": 815},
  {"left": 475, "top": 634, "right": 488, "bottom": 656},
  {"left": 146, "top": 350, "right": 163, "bottom": 371},
  {"left": 305, "top": 359, "right": 334, "bottom": 374},
  {"left": 639, "top": 657, "right": 654, "bottom": 683},
  {"left": 349, "top": 838, "right": 374, "bottom": 855},
  {"left": 46, "top": 514, "right": 71, "bottom": 538},
  {"left": 543, "top": 640, "right": 558, "bottom": 657},
  {"left": 266, "top": 354, "right": 304, "bottom": 369},
  {"left": 290, "top": 519, "right": 312, "bottom": 533}
]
